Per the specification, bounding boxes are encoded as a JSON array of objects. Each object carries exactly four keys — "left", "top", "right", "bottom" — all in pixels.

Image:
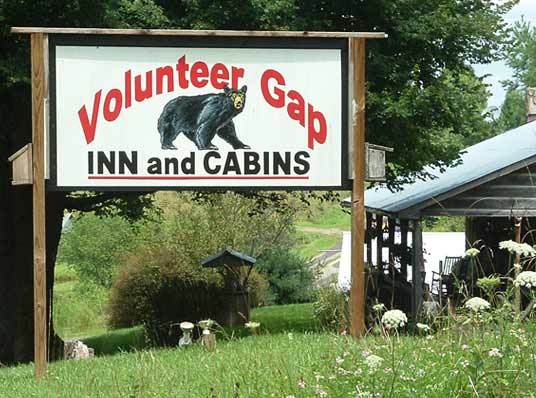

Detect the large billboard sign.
[{"left": 49, "top": 35, "right": 349, "bottom": 190}]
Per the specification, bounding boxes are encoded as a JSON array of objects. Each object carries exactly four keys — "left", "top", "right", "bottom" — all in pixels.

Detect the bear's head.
[{"left": 224, "top": 85, "right": 247, "bottom": 112}]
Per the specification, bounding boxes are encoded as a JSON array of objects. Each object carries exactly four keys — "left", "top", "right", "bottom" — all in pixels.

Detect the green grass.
[
  {"left": 3, "top": 322, "right": 536, "bottom": 397},
  {"left": 80, "top": 303, "right": 318, "bottom": 356},
  {"left": 294, "top": 231, "right": 340, "bottom": 259},
  {"left": 297, "top": 204, "right": 351, "bottom": 230},
  {"left": 53, "top": 265, "right": 109, "bottom": 339}
]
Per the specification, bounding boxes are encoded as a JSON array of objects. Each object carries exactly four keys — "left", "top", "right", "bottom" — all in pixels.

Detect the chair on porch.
[{"left": 431, "top": 256, "right": 462, "bottom": 304}]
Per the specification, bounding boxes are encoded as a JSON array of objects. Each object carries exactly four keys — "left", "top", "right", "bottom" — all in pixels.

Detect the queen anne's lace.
[
  {"left": 465, "top": 297, "right": 491, "bottom": 312},
  {"left": 365, "top": 354, "right": 384, "bottom": 371},
  {"left": 465, "top": 248, "right": 480, "bottom": 257},
  {"left": 381, "top": 309, "right": 407, "bottom": 330},
  {"left": 499, "top": 240, "right": 536, "bottom": 257},
  {"left": 514, "top": 271, "right": 536, "bottom": 289}
]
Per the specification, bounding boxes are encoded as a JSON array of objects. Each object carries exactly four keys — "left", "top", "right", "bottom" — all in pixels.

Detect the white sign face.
[{"left": 50, "top": 36, "right": 348, "bottom": 190}]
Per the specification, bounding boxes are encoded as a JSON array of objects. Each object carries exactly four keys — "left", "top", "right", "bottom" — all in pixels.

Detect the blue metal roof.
[{"left": 364, "top": 121, "right": 536, "bottom": 215}]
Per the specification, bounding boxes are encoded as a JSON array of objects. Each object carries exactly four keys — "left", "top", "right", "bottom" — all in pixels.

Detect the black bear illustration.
[{"left": 157, "top": 85, "right": 249, "bottom": 150}]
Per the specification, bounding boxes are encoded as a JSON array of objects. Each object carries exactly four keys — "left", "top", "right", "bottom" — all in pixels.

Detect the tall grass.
[{"left": 2, "top": 322, "right": 535, "bottom": 397}]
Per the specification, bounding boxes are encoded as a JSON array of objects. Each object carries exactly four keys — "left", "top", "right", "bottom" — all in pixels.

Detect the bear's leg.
[
  {"left": 158, "top": 120, "right": 179, "bottom": 150},
  {"left": 217, "top": 121, "right": 250, "bottom": 149},
  {"left": 194, "top": 124, "right": 219, "bottom": 150}
]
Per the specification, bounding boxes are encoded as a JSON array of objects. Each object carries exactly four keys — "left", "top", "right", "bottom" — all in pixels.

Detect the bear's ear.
[
  {"left": 223, "top": 85, "right": 231, "bottom": 94},
  {"left": 240, "top": 85, "right": 248, "bottom": 93}
]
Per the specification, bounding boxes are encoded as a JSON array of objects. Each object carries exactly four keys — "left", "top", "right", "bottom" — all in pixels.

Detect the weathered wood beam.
[
  {"left": 11, "top": 27, "right": 388, "bottom": 39},
  {"left": 411, "top": 220, "right": 424, "bottom": 321}
]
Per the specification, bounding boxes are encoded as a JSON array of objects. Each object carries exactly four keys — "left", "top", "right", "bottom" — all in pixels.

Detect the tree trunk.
[{"left": 0, "top": 84, "right": 65, "bottom": 365}]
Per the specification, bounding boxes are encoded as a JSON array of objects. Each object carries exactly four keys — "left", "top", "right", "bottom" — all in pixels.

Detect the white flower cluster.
[
  {"left": 372, "top": 303, "right": 386, "bottom": 313},
  {"left": 499, "top": 240, "right": 536, "bottom": 257},
  {"left": 464, "top": 297, "right": 491, "bottom": 312},
  {"left": 245, "top": 321, "right": 260, "bottom": 329},
  {"left": 381, "top": 309, "right": 407, "bottom": 330},
  {"left": 465, "top": 248, "right": 480, "bottom": 257},
  {"left": 365, "top": 354, "right": 384, "bottom": 371},
  {"left": 514, "top": 271, "right": 536, "bottom": 289},
  {"left": 416, "top": 323, "right": 431, "bottom": 332}
]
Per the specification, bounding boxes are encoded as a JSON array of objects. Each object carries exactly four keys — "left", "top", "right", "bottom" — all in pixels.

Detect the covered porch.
[{"left": 344, "top": 121, "right": 536, "bottom": 320}]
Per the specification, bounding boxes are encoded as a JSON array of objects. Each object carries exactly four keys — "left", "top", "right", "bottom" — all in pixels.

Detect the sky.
[{"left": 473, "top": 0, "right": 536, "bottom": 110}]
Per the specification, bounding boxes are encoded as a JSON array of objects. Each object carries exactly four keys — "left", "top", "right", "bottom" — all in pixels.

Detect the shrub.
[
  {"left": 255, "top": 247, "right": 315, "bottom": 305},
  {"left": 108, "top": 192, "right": 287, "bottom": 344},
  {"left": 312, "top": 284, "right": 349, "bottom": 332},
  {"left": 108, "top": 246, "right": 227, "bottom": 345}
]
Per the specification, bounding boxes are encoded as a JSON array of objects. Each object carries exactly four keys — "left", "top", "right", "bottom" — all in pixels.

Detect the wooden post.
[
  {"left": 514, "top": 217, "right": 522, "bottom": 314},
  {"left": 350, "top": 37, "right": 366, "bottom": 337},
  {"left": 31, "top": 33, "right": 47, "bottom": 378},
  {"left": 376, "top": 215, "right": 383, "bottom": 269},
  {"left": 366, "top": 212, "right": 373, "bottom": 264},
  {"left": 411, "top": 220, "right": 424, "bottom": 322},
  {"left": 400, "top": 220, "right": 408, "bottom": 277},
  {"left": 388, "top": 218, "right": 395, "bottom": 273}
]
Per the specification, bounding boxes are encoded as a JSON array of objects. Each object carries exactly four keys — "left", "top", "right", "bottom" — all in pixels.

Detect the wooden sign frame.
[{"left": 11, "top": 27, "right": 386, "bottom": 378}]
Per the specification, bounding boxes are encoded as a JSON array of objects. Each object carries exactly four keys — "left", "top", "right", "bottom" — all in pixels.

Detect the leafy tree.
[
  {"left": 494, "top": 88, "right": 526, "bottom": 133},
  {"left": 57, "top": 213, "right": 139, "bottom": 288},
  {"left": 494, "top": 20, "right": 536, "bottom": 133}
]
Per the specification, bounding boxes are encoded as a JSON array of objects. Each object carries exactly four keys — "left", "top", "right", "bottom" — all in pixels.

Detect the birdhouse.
[
  {"left": 365, "top": 143, "right": 393, "bottom": 182},
  {"left": 8, "top": 144, "right": 33, "bottom": 185}
]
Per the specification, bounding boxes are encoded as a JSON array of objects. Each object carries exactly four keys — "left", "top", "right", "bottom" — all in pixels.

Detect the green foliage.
[
  {"left": 82, "top": 303, "right": 318, "bottom": 355},
  {"left": 105, "top": 0, "right": 169, "bottom": 28},
  {"left": 494, "top": 20, "right": 536, "bottom": 133},
  {"left": 57, "top": 213, "right": 138, "bottom": 288},
  {"left": 108, "top": 244, "right": 228, "bottom": 344},
  {"left": 108, "top": 192, "right": 296, "bottom": 343},
  {"left": 53, "top": 280, "right": 109, "bottom": 339},
  {"left": 255, "top": 247, "right": 315, "bottom": 305},
  {"left": 494, "top": 88, "right": 526, "bottom": 133},
  {"left": 312, "top": 284, "right": 349, "bottom": 332},
  {"left": 505, "top": 19, "right": 536, "bottom": 89},
  {"left": 422, "top": 215, "right": 465, "bottom": 232}
]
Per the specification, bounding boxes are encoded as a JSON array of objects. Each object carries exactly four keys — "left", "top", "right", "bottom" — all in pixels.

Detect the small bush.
[
  {"left": 109, "top": 245, "right": 269, "bottom": 345},
  {"left": 312, "top": 284, "right": 349, "bottom": 332},
  {"left": 255, "top": 247, "right": 315, "bottom": 305},
  {"left": 108, "top": 246, "right": 227, "bottom": 345}
]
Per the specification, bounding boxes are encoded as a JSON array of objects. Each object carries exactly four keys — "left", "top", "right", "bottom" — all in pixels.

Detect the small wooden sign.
[{"left": 8, "top": 144, "right": 33, "bottom": 185}]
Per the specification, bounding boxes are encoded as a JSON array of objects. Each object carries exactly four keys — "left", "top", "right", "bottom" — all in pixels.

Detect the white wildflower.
[
  {"left": 416, "top": 323, "right": 430, "bottom": 332},
  {"left": 366, "top": 354, "right": 384, "bottom": 371},
  {"left": 499, "top": 240, "right": 536, "bottom": 257},
  {"left": 514, "top": 271, "right": 536, "bottom": 289},
  {"left": 381, "top": 309, "right": 408, "bottom": 330},
  {"left": 514, "top": 263, "right": 522, "bottom": 271},
  {"left": 488, "top": 348, "right": 502, "bottom": 357},
  {"left": 244, "top": 321, "right": 260, "bottom": 329},
  {"left": 464, "top": 297, "right": 491, "bottom": 312},
  {"left": 465, "top": 248, "right": 480, "bottom": 257},
  {"left": 372, "top": 303, "right": 386, "bottom": 313}
]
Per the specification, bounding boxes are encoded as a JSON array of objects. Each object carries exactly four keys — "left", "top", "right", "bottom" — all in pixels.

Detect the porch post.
[{"left": 411, "top": 219, "right": 424, "bottom": 321}]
